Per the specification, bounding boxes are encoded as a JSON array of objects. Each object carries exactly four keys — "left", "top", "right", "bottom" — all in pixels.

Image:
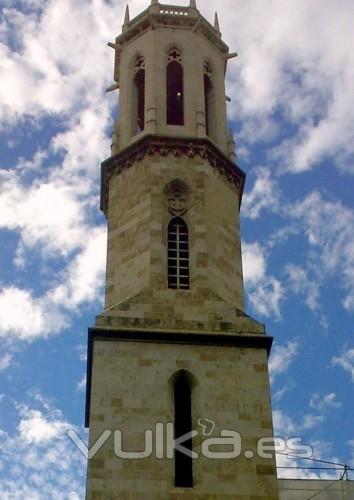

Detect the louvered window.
[{"left": 168, "top": 217, "right": 189, "bottom": 290}]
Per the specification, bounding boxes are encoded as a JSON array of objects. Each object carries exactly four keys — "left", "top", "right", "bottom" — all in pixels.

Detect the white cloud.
[
  {"left": 332, "top": 348, "right": 354, "bottom": 383},
  {"left": 220, "top": 0, "right": 354, "bottom": 173},
  {"left": 273, "top": 409, "right": 325, "bottom": 435},
  {"left": 310, "top": 440, "right": 334, "bottom": 459},
  {"left": 267, "top": 225, "right": 300, "bottom": 250},
  {"left": 1, "top": 0, "right": 352, "bottom": 336},
  {"left": 273, "top": 409, "right": 296, "bottom": 435},
  {"left": 18, "top": 409, "right": 69, "bottom": 444},
  {"left": 302, "top": 414, "right": 325, "bottom": 430},
  {"left": 76, "top": 375, "right": 86, "bottom": 392},
  {"left": 242, "top": 241, "right": 285, "bottom": 318},
  {"left": 275, "top": 438, "right": 337, "bottom": 480},
  {"left": 75, "top": 344, "right": 87, "bottom": 363},
  {"left": 2, "top": 0, "right": 353, "bottom": 175},
  {"left": 0, "top": 0, "right": 113, "bottom": 123},
  {"left": 242, "top": 242, "right": 266, "bottom": 284},
  {"left": 248, "top": 276, "right": 284, "bottom": 319},
  {"left": 0, "top": 170, "right": 91, "bottom": 257},
  {"left": 17, "top": 150, "right": 48, "bottom": 173},
  {"left": 244, "top": 189, "right": 353, "bottom": 324},
  {"left": 273, "top": 385, "right": 293, "bottom": 404},
  {"left": 0, "top": 228, "right": 106, "bottom": 341},
  {"left": 269, "top": 341, "right": 299, "bottom": 384},
  {"left": 51, "top": 104, "right": 111, "bottom": 177},
  {"left": 310, "top": 393, "right": 342, "bottom": 412},
  {"left": 274, "top": 78, "right": 354, "bottom": 174},
  {"left": 0, "top": 353, "right": 12, "bottom": 372},
  {"left": 48, "top": 226, "right": 106, "bottom": 308},
  {"left": 13, "top": 241, "right": 27, "bottom": 269},
  {"left": 0, "top": 0, "right": 112, "bottom": 346},
  {"left": 284, "top": 263, "right": 329, "bottom": 328},
  {"left": 242, "top": 168, "right": 279, "bottom": 219},
  {"left": 0, "top": 287, "right": 66, "bottom": 341},
  {"left": 288, "top": 192, "right": 354, "bottom": 313},
  {"left": 273, "top": 407, "right": 333, "bottom": 478},
  {"left": 285, "top": 264, "right": 320, "bottom": 311},
  {"left": 0, "top": 395, "right": 85, "bottom": 498}
]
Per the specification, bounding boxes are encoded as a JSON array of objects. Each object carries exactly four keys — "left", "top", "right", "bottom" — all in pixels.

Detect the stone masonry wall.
[
  {"left": 86, "top": 339, "right": 279, "bottom": 500},
  {"left": 103, "top": 152, "right": 245, "bottom": 323}
]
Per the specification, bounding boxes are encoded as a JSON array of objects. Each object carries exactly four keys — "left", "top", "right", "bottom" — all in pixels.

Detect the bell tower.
[{"left": 85, "top": 2, "right": 279, "bottom": 498}]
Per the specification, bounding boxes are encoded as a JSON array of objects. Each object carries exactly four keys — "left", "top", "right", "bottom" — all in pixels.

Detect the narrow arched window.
[
  {"left": 204, "top": 74, "right": 212, "bottom": 136},
  {"left": 135, "top": 70, "right": 145, "bottom": 132},
  {"left": 203, "top": 62, "right": 215, "bottom": 139},
  {"left": 167, "top": 49, "right": 184, "bottom": 125},
  {"left": 168, "top": 217, "right": 189, "bottom": 290},
  {"left": 174, "top": 371, "right": 193, "bottom": 488},
  {"left": 132, "top": 56, "right": 145, "bottom": 135}
]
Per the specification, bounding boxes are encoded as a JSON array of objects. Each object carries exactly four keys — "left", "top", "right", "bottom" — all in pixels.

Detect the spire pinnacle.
[
  {"left": 151, "top": 0, "right": 158, "bottom": 4},
  {"left": 124, "top": 5, "right": 130, "bottom": 25},
  {"left": 214, "top": 12, "right": 220, "bottom": 33},
  {"left": 190, "top": 0, "right": 197, "bottom": 9}
]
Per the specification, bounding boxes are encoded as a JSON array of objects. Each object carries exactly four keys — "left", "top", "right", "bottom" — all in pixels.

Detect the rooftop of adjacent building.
[{"left": 278, "top": 478, "right": 354, "bottom": 499}]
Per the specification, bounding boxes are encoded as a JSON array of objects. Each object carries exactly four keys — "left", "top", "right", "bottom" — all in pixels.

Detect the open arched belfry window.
[
  {"left": 165, "top": 180, "right": 190, "bottom": 290},
  {"left": 174, "top": 371, "right": 193, "bottom": 488},
  {"left": 132, "top": 55, "right": 145, "bottom": 134},
  {"left": 166, "top": 48, "right": 184, "bottom": 126},
  {"left": 203, "top": 61, "right": 216, "bottom": 140}
]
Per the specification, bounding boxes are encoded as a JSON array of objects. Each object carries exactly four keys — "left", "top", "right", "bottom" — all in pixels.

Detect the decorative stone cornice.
[{"left": 100, "top": 135, "right": 246, "bottom": 215}]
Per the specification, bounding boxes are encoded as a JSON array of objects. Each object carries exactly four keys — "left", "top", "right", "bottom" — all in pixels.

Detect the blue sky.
[{"left": 0, "top": 0, "right": 353, "bottom": 497}]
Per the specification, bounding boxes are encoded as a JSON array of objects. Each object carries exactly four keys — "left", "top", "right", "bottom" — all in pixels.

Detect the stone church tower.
[{"left": 85, "top": 1, "right": 279, "bottom": 498}]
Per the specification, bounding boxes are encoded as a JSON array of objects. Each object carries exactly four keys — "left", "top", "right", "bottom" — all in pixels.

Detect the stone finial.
[
  {"left": 151, "top": 0, "right": 158, "bottom": 4},
  {"left": 124, "top": 5, "right": 130, "bottom": 25},
  {"left": 214, "top": 12, "right": 220, "bottom": 33},
  {"left": 190, "top": 0, "right": 197, "bottom": 9}
]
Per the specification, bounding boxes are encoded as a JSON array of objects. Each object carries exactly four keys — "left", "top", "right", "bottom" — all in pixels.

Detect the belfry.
[{"left": 85, "top": 1, "right": 279, "bottom": 498}]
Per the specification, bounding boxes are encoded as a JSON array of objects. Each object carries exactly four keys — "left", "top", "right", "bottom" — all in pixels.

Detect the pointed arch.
[
  {"left": 166, "top": 48, "right": 184, "bottom": 126},
  {"left": 167, "top": 217, "right": 190, "bottom": 290},
  {"left": 173, "top": 370, "right": 193, "bottom": 488}
]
